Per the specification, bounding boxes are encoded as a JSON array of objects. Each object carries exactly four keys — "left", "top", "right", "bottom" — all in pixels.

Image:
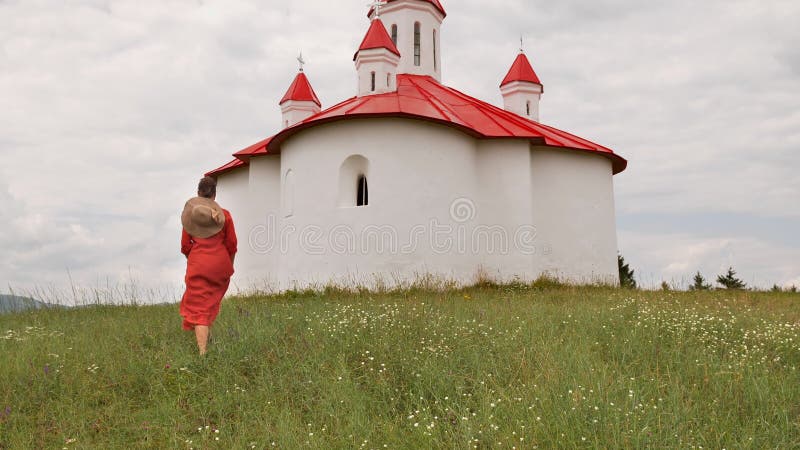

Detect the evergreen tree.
[
  {"left": 790, "top": 285, "right": 798, "bottom": 293},
  {"left": 618, "top": 254, "right": 637, "bottom": 289},
  {"left": 716, "top": 267, "right": 747, "bottom": 290},
  {"left": 689, "top": 271, "right": 712, "bottom": 291},
  {"left": 660, "top": 281, "right": 671, "bottom": 291},
  {"left": 770, "top": 284, "right": 783, "bottom": 293}
]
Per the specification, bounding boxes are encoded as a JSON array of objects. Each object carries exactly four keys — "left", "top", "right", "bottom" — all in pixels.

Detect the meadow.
[{"left": 1, "top": 284, "right": 799, "bottom": 449}]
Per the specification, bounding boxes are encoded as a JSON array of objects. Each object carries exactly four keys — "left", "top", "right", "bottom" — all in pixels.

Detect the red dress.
[{"left": 180, "top": 209, "right": 237, "bottom": 330}]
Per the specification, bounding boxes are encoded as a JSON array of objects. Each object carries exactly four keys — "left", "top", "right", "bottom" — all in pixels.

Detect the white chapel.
[{"left": 206, "top": 0, "right": 628, "bottom": 290}]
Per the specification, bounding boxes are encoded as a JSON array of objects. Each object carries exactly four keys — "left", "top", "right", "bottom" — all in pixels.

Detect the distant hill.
[{"left": 0, "top": 294, "right": 53, "bottom": 314}]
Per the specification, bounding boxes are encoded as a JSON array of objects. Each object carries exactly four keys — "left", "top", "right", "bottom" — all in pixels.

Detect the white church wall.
[
  {"left": 530, "top": 147, "right": 619, "bottom": 284},
  {"left": 244, "top": 155, "right": 282, "bottom": 289},
  {"left": 213, "top": 166, "right": 255, "bottom": 288},
  {"left": 275, "top": 117, "right": 481, "bottom": 288},
  {"left": 377, "top": 2, "right": 443, "bottom": 81},
  {"left": 474, "top": 140, "right": 538, "bottom": 282}
]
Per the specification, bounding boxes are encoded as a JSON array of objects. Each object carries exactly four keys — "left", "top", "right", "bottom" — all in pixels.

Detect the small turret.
[
  {"left": 500, "top": 50, "right": 543, "bottom": 122},
  {"left": 279, "top": 62, "right": 321, "bottom": 128},
  {"left": 354, "top": 18, "right": 401, "bottom": 96}
]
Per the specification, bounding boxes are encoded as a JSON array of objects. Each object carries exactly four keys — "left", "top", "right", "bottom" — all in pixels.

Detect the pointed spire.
[
  {"left": 280, "top": 71, "right": 321, "bottom": 107},
  {"left": 356, "top": 18, "right": 401, "bottom": 59},
  {"left": 500, "top": 52, "right": 542, "bottom": 87}
]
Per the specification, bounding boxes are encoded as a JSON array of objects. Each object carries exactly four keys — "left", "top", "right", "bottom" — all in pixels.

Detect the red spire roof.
[
  {"left": 369, "top": 0, "right": 446, "bottom": 18},
  {"left": 356, "top": 19, "right": 401, "bottom": 58},
  {"left": 214, "top": 75, "right": 626, "bottom": 176},
  {"left": 501, "top": 52, "right": 542, "bottom": 87},
  {"left": 279, "top": 72, "right": 321, "bottom": 106}
]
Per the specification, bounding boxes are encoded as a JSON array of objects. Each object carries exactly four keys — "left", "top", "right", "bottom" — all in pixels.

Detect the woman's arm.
[
  {"left": 181, "top": 229, "right": 193, "bottom": 258},
  {"left": 223, "top": 210, "right": 238, "bottom": 262}
]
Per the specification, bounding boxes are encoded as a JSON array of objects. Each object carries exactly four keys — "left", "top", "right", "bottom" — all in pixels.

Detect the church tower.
[
  {"left": 500, "top": 50, "right": 543, "bottom": 122},
  {"left": 368, "top": 0, "right": 445, "bottom": 81},
  {"left": 279, "top": 65, "right": 321, "bottom": 128},
  {"left": 355, "top": 18, "right": 401, "bottom": 96}
]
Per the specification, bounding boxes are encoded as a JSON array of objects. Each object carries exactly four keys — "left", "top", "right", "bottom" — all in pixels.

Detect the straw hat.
[{"left": 181, "top": 197, "right": 225, "bottom": 238}]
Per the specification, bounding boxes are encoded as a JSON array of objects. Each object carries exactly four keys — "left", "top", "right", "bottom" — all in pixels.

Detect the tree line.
[{"left": 617, "top": 255, "right": 798, "bottom": 292}]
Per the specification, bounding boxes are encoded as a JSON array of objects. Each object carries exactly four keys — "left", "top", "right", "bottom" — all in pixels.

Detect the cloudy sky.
[{"left": 1, "top": 0, "right": 798, "bottom": 298}]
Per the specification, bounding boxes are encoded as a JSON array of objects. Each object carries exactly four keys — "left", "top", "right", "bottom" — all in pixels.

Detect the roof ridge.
[{"left": 403, "top": 76, "right": 464, "bottom": 124}]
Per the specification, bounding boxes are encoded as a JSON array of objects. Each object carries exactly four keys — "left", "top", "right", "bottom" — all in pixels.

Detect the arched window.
[
  {"left": 371, "top": 71, "right": 376, "bottom": 92},
  {"left": 433, "top": 29, "right": 437, "bottom": 71},
  {"left": 357, "top": 175, "right": 368, "bottom": 207},
  {"left": 414, "top": 22, "right": 421, "bottom": 66},
  {"left": 526, "top": 101, "right": 531, "bottom": 117},
  {"left": 391, "top": 24, "right": 398, "bottom": 46},
  {"left": 338, "top": 155, "right": 370, "bottom": 208},
  {"left": 387, "top": 73, "right": 391, "bottom": 87}
]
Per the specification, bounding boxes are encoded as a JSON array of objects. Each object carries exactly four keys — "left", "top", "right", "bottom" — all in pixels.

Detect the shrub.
[
  {"left": 689, "top": 272, "right": 712, "bottom": 291},
  {"left": 618, "top": 254, "right": 637, "bottom": 289},
  {"left": 717, "top": 267, "right": 747, "bottom": 290}
]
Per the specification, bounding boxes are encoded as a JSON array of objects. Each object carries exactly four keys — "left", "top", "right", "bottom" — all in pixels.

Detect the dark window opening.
[
  {"left": 414, "top": 22, "right": 421, "bottom": 66},
  {"left": 357, "top": 175, "right": 369, "bottom": 206},
  {"left": 526, "top": 101, "right": 531, "bottom": 116},
  {"left": 391, "top": 24, "right": 398, "bottom": 46},
  {"left": 433, "top": 30, "right": 437, "bottom": 71},
  {"left": 371, "top": 72, "right": 376, "bottom": 92}
]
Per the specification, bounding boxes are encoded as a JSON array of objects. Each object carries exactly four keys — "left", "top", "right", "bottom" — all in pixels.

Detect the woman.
[{"left": 180, "top": 176, "right": 237, "bottom": 355}]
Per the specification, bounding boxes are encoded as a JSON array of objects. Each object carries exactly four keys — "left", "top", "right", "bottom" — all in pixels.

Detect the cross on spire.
[
  {"left": 519, "top": 35, "right": 525, "bottom": 53},
  {"left": 368, "top": 0, "right": 387, "bottom": 19},
  {"left": 297, "top": 51, "right": 305, "bottom": 72}
]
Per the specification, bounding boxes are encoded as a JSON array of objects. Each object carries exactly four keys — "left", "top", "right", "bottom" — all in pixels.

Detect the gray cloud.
[{"left": 1, "top": 0, "right": 798, "bottom": 295}]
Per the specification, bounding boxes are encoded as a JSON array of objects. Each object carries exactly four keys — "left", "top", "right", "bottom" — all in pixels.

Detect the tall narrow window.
[
  {"left": 414, "top": 22, "right": 421, "bottom": 66},
  {"left": 526, "top": 101, "right": 531, "bottom": 117},
  {"left": 357, "top": 175, "right": 369, "bottom": 207},
  {"left": 391, "top": 24, "right": 398, "bottom": 46},
  {"left": 371, "top": 72, "right": 376, "bottom": 92},
  {"left": 433, "top": 30, "right": 437, "bottom": 71},
  {"left": 387, "top": 73, "right": 391, "bottom": 87}
]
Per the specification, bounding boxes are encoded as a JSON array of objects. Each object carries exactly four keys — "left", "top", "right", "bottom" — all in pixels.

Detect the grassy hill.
[{"left": 1, "top": 285, "right": 799, "bottom": 448}]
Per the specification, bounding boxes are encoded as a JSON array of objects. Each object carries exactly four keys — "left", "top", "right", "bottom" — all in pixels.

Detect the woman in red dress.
[{"left": 180, "top": 176, "right": 237, "bottom": 355}]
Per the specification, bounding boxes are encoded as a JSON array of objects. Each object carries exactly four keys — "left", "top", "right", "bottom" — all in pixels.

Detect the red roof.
[
  {"left": 231, "top": 136, "right": 275, "bottom": 159},
  {"left": 369, "top": 0, "right": 446, "bottom": 18},
  {"left": 356, "top": 19, "right": 401, "bottom": 59},
  {"left": 211, "top": 75, "right": 626, "bottom": 176},
  {"left": 279, "top": 72, "right": 321, "bottom": 106},
  {"left": 206, "top": 158, "right": 246, "bottom": 177},
  {"left": 501, "top": 52, "right": 542, "bottom": 87}
]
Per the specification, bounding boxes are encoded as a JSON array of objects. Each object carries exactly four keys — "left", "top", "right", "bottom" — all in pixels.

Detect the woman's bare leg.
[{"left": 194, "top": 325, "right": 210, "bottom": 355}]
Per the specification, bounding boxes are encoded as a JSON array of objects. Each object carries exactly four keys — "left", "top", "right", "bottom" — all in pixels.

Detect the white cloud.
[{"left": 1, "top": 0, "right": 798, "bottom": 296}]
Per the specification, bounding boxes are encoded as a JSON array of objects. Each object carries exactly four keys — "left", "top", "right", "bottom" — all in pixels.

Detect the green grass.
[{"left": 1, "top": 285, "right": 799, "bottom": 449}]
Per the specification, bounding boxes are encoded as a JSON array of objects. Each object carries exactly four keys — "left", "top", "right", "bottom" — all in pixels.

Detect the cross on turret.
[
  {"left": 297, "top": 51, "right": 305, "bottom": 72},
  {"left": 368, "top": 0, "right": 387, "bottom": 19}
]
